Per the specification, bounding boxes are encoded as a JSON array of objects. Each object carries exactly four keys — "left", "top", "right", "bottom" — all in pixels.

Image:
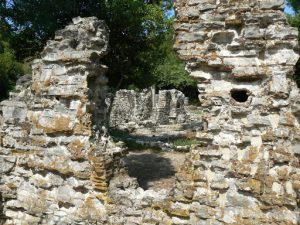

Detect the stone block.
[
  {"left": 0, "top": 101, "right": 27, "bottom": 124},
  {"left": 259, "top": 0, "right": 285, "bottom": 9}
]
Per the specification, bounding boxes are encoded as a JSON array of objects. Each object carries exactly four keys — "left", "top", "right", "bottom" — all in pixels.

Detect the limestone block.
[
  {"left": 188, "top": 0, "right": 202, "bottom": 6},
  {"left": 56, "top": 185, "right": 75, "bottom": 203},
  {"left": 29, "top": 173, "right": 64, "bottom": 189},
  {"left": 177, "top": 32, "right": 207, "bottom": 43},
  {"left": 269, "top": 72, "right": 289, "bottom": 95},
  {"left": 190, "top": 202, "right": 215, "bottom": 219},
  {"left": 265, "top": 48, "right": 299, "bottom": 66},
  {"left": 243, "top": 25, "right": 265, "bottom": 39},
  {"left": 190, "top": 71, "right": 212, "bottom": 81},
  {"left": 0, "top": 156, "right": 16, "bottom": 173},
  {"left": 198, "top": 1, "right": 218, "bottom": 11},
  {"left": 226, "top": 190, "right": 258, "bottom": 207},
  {"left": 0, "top": 101, "right": 27, "bottom": 123},
  {"left": 211, "top": 31, "right": 235, "bottom": 45},
  {"left": 291, "top": 143, "right": 300, "bottom": 155},
  {"left": 210, "top": 176, "right": 229, "bottom": 190},
  {"left": 247, "top": 114, "right": 271, "bottom": 127},
  {"left": 266, "top": 25, "right": 298, "bottom": 40},
  {"left": 259, "top": 0, "right": 285, "bottom": 9}
]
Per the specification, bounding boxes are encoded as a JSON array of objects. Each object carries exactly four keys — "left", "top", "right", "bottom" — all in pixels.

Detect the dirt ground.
[{"left": 123, "top": 149, "right": 186, "bottom": 191}]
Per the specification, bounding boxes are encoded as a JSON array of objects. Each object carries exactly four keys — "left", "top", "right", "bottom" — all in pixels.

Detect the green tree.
[
  {"left": 152, "top": 19, "right": 197, "bottom": 98},
  {"left": 0, "top": 0, "right": 197, "bottom": 97},
  {"left": 0, "top": 31, "right": 23, "bottom": 100},
  {"left": 286, "top": 0, "right": 300, "bottom": 86},
  {"left": 0, "top": 1, "right": 170, "bottom": 88},
  {"left": 287, "top": 0, "right": 300, "bottom": 13}
]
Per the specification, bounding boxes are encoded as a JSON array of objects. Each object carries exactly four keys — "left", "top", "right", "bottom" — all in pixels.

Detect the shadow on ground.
[{"left": 123, "top": 152, "right": 177, "bottom": 190}]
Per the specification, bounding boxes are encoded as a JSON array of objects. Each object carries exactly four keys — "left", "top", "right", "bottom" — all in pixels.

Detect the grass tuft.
[{"left": 172, "top": 138, "right": 198, "bottom": 147}]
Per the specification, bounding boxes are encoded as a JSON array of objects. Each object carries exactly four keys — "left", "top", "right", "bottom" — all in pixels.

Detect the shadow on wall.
[
  {"left": 123, "top": 153, "right": 176, "bottom": 190},
  {"left": 0, "top": 193, "right": 5, "bottom": 224},
  {"left": 294, "top": 58, "right": 300, "bottom": 87}
]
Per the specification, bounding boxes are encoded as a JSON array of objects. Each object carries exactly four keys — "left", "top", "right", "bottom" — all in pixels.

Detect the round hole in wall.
[{"left": 230, "top": 89, "right": 249, "bottom": 103}]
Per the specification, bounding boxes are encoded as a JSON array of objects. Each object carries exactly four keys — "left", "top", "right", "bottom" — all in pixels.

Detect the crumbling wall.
[
  {"left": 0, "top": 17, "right": 125, "bottom": 225},
  {"left": 108, "top": 89, "right": 153, "bottom": 128},
  {"left": 154, "top": 89, "right": 188, "bottom": 125},
  {"left": 1, "top": 2, "right": 300, "bottom": 224},
  {"left": 0, "top": 16, "right": 181, "bottom": 225},
  {"left": 109, "top": 89, "right": 189, "bottom": 129},
  {"left": 171, "top": 0, "right": 300, "bottom": 224}
]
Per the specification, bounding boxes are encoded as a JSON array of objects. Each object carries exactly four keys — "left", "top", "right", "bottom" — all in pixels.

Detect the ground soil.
[{"left": 123, "top": 149, "right": 186, "bottom": 191}]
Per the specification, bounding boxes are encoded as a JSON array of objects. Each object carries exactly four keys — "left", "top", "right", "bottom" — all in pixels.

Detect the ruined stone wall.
[
  {"left": 109, "top": 89, "right": 189, "bottom": 129},
  {"left": 171, "top": 0, "right": 300, "bottom": 224},
  {"left": 108, "top": 89, "right": 153, "bottom": 128},
  {"left": 0, "top": 16, "right": 192, "bottom": 225},
  {"left": 0, "top": 17, "right": 125, "bottom": 225},
  {"left": 154, "top": 89, "right": 188, "bottom": 125},
  {"left": 1, "top": 3, "right": 300, "bottom": 224}
]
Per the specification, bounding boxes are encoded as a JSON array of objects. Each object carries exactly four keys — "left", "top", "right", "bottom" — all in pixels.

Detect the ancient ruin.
[
  {"left": 173, "top": 0, "right": 300, "bottom": 224},
  {"left": 0, "top": 17, "right": 126, "bottom": 224},
  {"left": 1, "top": 0, "right": 300, "bottom": 224},
  {"left": 109, "top": 89, "right": 189, "bottom": 129}
]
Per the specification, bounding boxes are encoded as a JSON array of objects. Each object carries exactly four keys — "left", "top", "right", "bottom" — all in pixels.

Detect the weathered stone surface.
[
  {"left": 173, "top": 0, "right": 300, "bottom": 224},
  {"left": 109, "top": 88, "right": 189, "bottom": 129},
  {"left": 1, "top": 2, "right": 300, "bottom": 224},
  {"left": 0, "top": 17, "right": 125, "bottom": 225}
]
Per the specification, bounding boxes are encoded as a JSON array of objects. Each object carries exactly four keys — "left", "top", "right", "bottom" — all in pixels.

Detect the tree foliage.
[
  {"left": 287, "top": 0, "right": 300, "bottom": 14},
  {"left": 0, "top": 22, "right": 23, "bottom": 100},
  {"left": 0, "top": 0, "right": 195, "bottom": 96},
  {"left": 152, "top": 20, "right": 197, "bottom": 98},
  {"left": 286, "top": 0, "right": 300, "bottom": 86}
]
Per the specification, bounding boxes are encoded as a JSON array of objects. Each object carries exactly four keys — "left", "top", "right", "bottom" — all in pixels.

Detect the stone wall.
[
  {"left": 109, "top": 89, "right": 189, "bottom": 129},
  {"left": 1, "top": 2, "right": 300, "bottom": 224},
  {"left": 172, "top": 0, "right": 300, "bottom": 224},
  {"left": 0, "top": 16, "right": 190, "bottom": 225},
  {"left": 0, "top": 17, "right": 125, "bottom": 224}
]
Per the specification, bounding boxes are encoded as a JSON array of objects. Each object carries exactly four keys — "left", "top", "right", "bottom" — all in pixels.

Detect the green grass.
[
  {"left": 172, "top": 138, "right": 198, "bottom": 147},
  {"left": 110, "top": 129, "right": 198, "bottom": 150},
  {"left": 190, "top": 109, "right": 202, "bottom": 115}
]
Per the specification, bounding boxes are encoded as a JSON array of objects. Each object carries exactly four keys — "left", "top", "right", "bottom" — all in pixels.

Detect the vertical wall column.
[
  {"left": 173, "top": 0, "right": 300, "bottom": 224},
  {"left": 0, "top": 17, "right": 125, "bottom": 225}
]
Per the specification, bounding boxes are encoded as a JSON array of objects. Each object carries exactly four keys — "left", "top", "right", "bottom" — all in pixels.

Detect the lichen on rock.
[
  {"left": 172, "top": 0, "right": 300, "bottom": 224},
  {"left": 1, "top": 0, "right": 300, "bottom": 224},
  {"left": 0, "top": 17, "right": 125, "bottom": 225}
]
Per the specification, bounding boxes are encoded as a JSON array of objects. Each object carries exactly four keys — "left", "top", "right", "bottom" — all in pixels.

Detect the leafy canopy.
[
  {"left": 0, "top": 29, "right": 23, "bottom": 100},
  {"left": 0, "top": 0, "right": 195, "bottom": 94},
  {"left": 287, "top": 0, "right": 300, "bottom": 14},
  {"left": 286, "top": 0, "right": 300, "bottom": 86}
]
